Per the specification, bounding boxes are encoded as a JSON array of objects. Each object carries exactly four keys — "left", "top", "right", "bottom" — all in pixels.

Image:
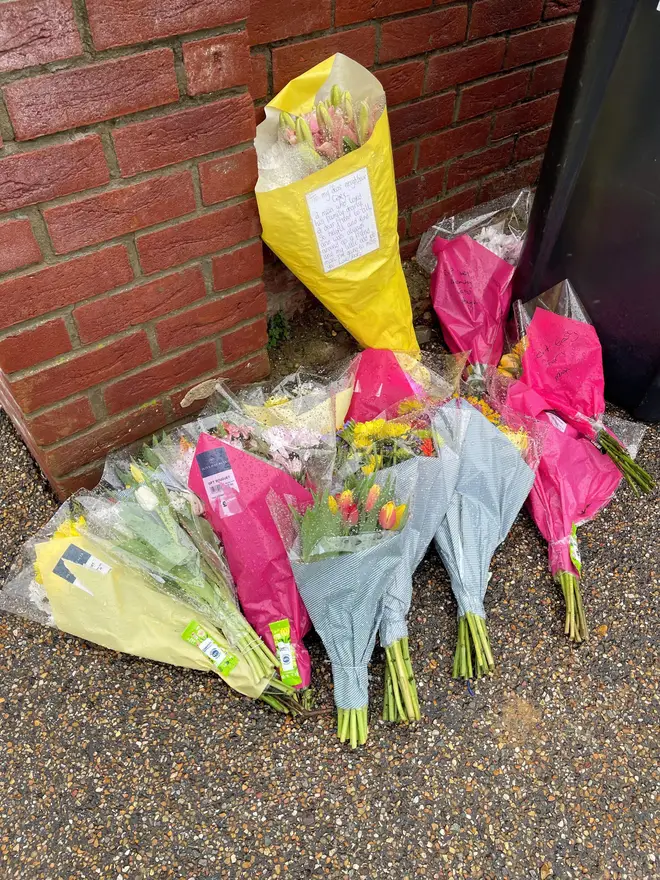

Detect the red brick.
[
  {"left": 0, "top": 0, "right": 82, "bottom": 73},
  {"left": 104, "top": 342, "right": 217, "bottom": 415},
  {"left": 469, "top": 0, "right": 544, "bottom": 39},
  {"left": 390, "top": 93, "right": 455, "bottom": 145},
  {"left": 529, "top": 57, "right": 567, "bottom": 96},
  {"left": 3, "top": 49, "right": 179, "bottom": 142},
  {"left": 376, "top": 62, "right": 425, "bottom": 106},
  {"left": 425, "top": 39, "right": 505, "bottom": 93},
  {"left": 157, "top": 282, "right": 266, "bottom": 353},
  {"left": 398, "top": 215, "right": 407, "bottom": 239},
  {"left": 272, "top": 27, "right": 376, "bottom": 93},
  {"left": 212, "top": 241, "right": 264, "bottom": 291},
  {"left": 255, "top": 105, "right": 266, "bottom": 126},
  {"left": 0, "top": 319, "right": 71, "bottom": 373},
  {"left": 400, "top": 237, "right": 420, "bottom": 261},
  {"left": 0, "top": 136, "right": 109, "bottom": 213},
  {"left": 113, "top": 94, "right": 255, "bottom": 177},
  {"left": 397, "top": 168, "right": 445, "bottom": 211},
  {"left": 447, "top": 141, "right": 514, "bottom": 190},
  {"left": 458, "top": 70, "right": 529, "bottom": 121},
  {"left": 492, "top": 93, "right": 558, "bottom": 140},
  {"left": 137, "top": 199, "right": 260, "bottom": 275},
  {"left": 380, "top": 7, "right": 468, "bottom": 63},
  {"left": 10, "top": 332, "right": 151, "bottom": 414},
  {"left": 515, "top": 125, "right": 551, "bottom": 161},
  {"left": 249, "top": 0, "right": 331, "bottom": 45},
  {"left": 74, "top": 267, "right": 207, "bottom": 345},
  {"left": 27, "top": 397, "right": 96, "bottom": 446},
  {"left": 44, "top": 171, "right": 196, "bottom": 255},
  {"left": 393, "top": 143, "right": 416, "bottom": 179},
  {"left": 199, "top": 149, "right": 258, "bottom": 206},
  {"left": 183, "top": 32, "right": 251, "bottom": 96},
  {"left": 544, "top": 0, "right": 580, "bottom": 20},
  {"left": 169, "top": 350, "right": 270, "bottom": 418},
  {"left": 0, "top": 218, "right": 41, "bottom": 273},
  {"left": 410, "top": 187, "right": 478, "bottom": 236},
  {"left": 50, "top": 464, "right": 105, "bottom": 500},
  {"left": 250, "top": 53, "right": 269, "bottom": 100},
  {"left": 0, "top": 245, "right": 133, "bottom": 330},
  {"left": 418, "top": 118, "right": 490, "bottom": 169},
  {"left": 43, "top": 402, "right": 169, "bottom": 479},
  {"left": 480, "top": 158, "right": 543, "bottom": 202},
  {"left": 505, "top": 20, "right": 574, "bottom": 69},
  {"left": 336, "top": 0, "right": 430, "bottom": 28},
  {"left": 222, "top": 318, "right": 267, "bottom": 363},
  {"left": 86, "top": 0, "right": 248, "bottom": 51}
]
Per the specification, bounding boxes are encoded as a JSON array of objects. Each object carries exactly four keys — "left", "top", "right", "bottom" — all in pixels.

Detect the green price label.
[
  {"left": 182, "top": 621, "right": 239, "bottom": 676},
  {"left": 269, "top": 618, "right": 302, "bottom": 687}
]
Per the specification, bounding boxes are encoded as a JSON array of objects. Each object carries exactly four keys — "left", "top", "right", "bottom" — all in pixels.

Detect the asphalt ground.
[{"left": 0, "top": 354, "right": 658, "bottom": 879}]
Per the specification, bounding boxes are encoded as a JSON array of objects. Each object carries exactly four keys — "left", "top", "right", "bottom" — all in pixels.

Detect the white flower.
[{"left": 135, "top": 485, "right": 159, "bottom": 512}]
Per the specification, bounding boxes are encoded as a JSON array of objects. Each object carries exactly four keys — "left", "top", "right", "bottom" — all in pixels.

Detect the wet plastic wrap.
[
  {"left": 432, "top": 398, "right": 543, "bottom": 619},
  {"left": 417, "top": 189, "right": 533, "bottom": 274},
  {"left": 0, "top": 497, "right": 273, "bottom": 698},
  {"left": 489, "top": 372, "right": 623, "bottom": 580},
  {"left": 430, "top": 234, "right": 515, "bottom": 377},
  {"left": 255, "top": 53, "right": 417, "bottom": 352},
  {"left": 274, "top": 468, "right": 415, "bottom": 710},
  {"left": 345, "top": 349, "right": 466, "bottom": 423},
  {"left": 376, "top": 452, "right": 460, "bottom": 648},
  {"left": 516, "top": 281, "right": 648, "bottom": 456},
  {"left": 189, "top": 433, "right": 314, "bottom": 688},
  {"left": 207, "top": 360, "right": 357, "bottom": 434}
]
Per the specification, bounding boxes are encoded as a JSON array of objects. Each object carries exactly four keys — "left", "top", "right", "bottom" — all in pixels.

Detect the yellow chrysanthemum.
[
  {"left": 53, "top": 516, "right": 86, "bottom": 540},
  {"left": 382, "top": 421, "right": 409, "bottom": 439},
  {"left": 361, "top": 454, "right": 382, "bottom": 475},
  {"left": 501, "top": 428, "right": 529, "bottom": 455},
  {"left": 398, "top": 399, "right": 423, "bottom": 415},
  {"left": 467, "top": 396, "right": 501, "bottom": 426}
]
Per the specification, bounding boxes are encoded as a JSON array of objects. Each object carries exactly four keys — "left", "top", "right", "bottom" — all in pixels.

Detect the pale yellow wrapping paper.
[{"left": 36, "top": 535, "right": 269, "bottom": 698}]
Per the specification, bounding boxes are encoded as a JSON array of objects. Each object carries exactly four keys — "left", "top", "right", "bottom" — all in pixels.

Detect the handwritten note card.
[{"left": 306, "top": 167, "right": 379, "bottom": 273}]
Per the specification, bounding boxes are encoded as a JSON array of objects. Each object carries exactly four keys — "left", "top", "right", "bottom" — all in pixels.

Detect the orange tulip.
[
  {"left": 365, "top": 484, "right": 381, "bottom": 512},
  {"left": 378, "top": 501, "right": 397, "bottom": 530}
]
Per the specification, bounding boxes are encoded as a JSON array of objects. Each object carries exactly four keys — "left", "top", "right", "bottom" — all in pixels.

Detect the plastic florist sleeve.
[
  {"left": 490, "top": 372, "right": 623, "bottom": 643},
  {"left": 188, "top": 433, "right": 314, "bottom": 689},
  {"left": 0, "top": 505, "right": 271, "bottom": 701},
  {"left": 432, "top": 398, "right": 544, "bottom": 681},
  {"left": 272, "top": 473, "right": 412, "bottom": 747},
  {"left": 255, "top": 53, "right": 418, "bottom": 352},
  {"left": 516, "top": 281, "right": 654, "bottom": 494}
]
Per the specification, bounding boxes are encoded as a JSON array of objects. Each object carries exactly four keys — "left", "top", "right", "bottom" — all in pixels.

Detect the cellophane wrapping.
[
  {"left": 417, "top": 189, "right": 533, "bottom": 274},
  {"left": 432, "top": 397, "right": 543, "bottom": 619}
]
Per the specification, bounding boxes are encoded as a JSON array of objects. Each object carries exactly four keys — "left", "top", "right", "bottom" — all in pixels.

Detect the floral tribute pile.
[{"left": 2, "top": 325, "right": 653, "bottom": 747}]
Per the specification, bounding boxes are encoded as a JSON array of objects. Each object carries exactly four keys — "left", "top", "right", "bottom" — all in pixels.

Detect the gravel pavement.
[{"left": 1, "top": 399, "right": 658, "bottom": 880}]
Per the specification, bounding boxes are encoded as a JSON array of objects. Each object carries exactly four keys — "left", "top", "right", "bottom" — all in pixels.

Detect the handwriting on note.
[
  {"left": 533, "top": 326, "right": 580, "bottom": 380},
  {"left": 306, "top": 167, "right": 380, "bottom": 273}
]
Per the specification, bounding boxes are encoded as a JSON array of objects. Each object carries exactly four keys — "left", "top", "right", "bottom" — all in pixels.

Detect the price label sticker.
[
  {"left": 269, "top": 618, "right": 302, "bottom": 687},
  {"left": 196, "top": 446, "right": 242, "bottom": 518},
  {"left": 182, "top": 621, "right": 239, "bottom": 676}
]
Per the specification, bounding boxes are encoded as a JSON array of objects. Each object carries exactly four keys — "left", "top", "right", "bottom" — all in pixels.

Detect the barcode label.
[
  {"left": 196, "top": 447, "right": 240, "bottom": 517},
  {"left": 199, "top": 637, "right": 228, "bottom": 666},
  {"left": 277, "top": 641, "right": 295, "bottom": 673}
]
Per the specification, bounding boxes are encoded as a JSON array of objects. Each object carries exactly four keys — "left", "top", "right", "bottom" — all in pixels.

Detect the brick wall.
[
  {"left": 0, "top": 0, "right": 269, "bottom": 498},
  {"left": 250, "top": 0, "right": 580, "bottom": 314},
  {"left": 0, "top": 0, "right": 579, "bottom": 498}
]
